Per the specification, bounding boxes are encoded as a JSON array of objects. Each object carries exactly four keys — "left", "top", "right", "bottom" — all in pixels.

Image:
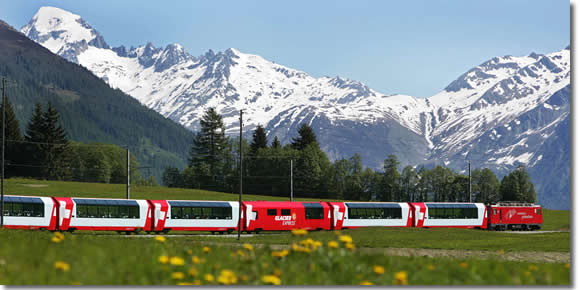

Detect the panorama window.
[
  {"left": 346, "top": 203, "right": 402, "bottom": 219},
  {"left": 3, "top": 202, "right": 44, "bottom": 217},
  {"left": 427, "top": 204, "right": 478, "bottom": 219},
  {"left": 170, "top": 203, "right": 232, "bottom": 220}
]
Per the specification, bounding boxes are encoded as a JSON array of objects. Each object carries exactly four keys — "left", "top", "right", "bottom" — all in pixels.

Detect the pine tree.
[
  {"left": 250, "top": 125, "right": 268, "bottom": 156},
  {"left": 41, "top": 102, "right": 70, "bottom": 180},
  {"left": 188, "top": 108, "right": 229, "bottom": 189},
  {"left": 513, "top": 166, "right": 537, "bottom": 203},
  {"left": 0, "top": 97, "right": 23, "bottom": 177},
  {"left": 380, "top": 154, "right": 400, "bottom": 201},
  {"left": 499, "top": 173, "right": 519, "bottom": 201},
  {"left": 472, "top": 168, "right": 500, "bottom": 204},
  {"left": 23, "top": 103, "right": 45, "bottom": 178},
  {"left": 271, "top": 136, "right": 281, "bottom": 149},
  {"left": 291, "top": 124, "right": 317, "bottom": 150}
]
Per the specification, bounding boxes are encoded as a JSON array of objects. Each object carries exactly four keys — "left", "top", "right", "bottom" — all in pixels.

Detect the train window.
[
  {"left": 281, "top": 209, "right": 291, "bottom": 216},
  {"left": 267, "top": 209, "right": 277, "bottom": 216},
  {"left": 348, "top": 207, "right": 401, "bottom": 219},
  {"left": 118, "top": 206, "right": 129, "bottom": 218},
  {"left": 3, "top": 202, "right": 45, "bottom": 217},
  {"left": 429, "top": 207, "right": 477, "bottom": 219},
  {"left": 493, "top": 209, "right": 497, "bottom": 215},
  {"left": 171, "top": 206, "right": 232, "bottom": 220},
  {"left": 171, "top": 207, "right": 182, "bottom": 219},
  {"left": 108, "top": 206, "right": 119, "bottom": 218},
  {"left": 305, "top": 208, "right": 323, "bottom": 219}
]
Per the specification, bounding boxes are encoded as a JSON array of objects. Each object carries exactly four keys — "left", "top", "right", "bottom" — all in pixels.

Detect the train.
[{"left": 0, "top": 195, "right": 543, "bottom": 233}]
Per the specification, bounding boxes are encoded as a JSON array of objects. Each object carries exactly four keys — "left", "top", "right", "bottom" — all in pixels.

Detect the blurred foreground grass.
[{"left": 0, "top": 229, "right": 569, "bottom": 285}]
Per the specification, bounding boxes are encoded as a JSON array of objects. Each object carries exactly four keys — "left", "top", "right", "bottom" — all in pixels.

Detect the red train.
[{"left": 0, "top": 195, "right": 543, "bottom": 233}]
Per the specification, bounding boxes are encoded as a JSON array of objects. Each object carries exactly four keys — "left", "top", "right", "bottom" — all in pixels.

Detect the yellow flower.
[
  {"left": 262, "top": 275, "right": 281, "bottom": 285},
  {"left": 309, "top": 263, "right": 315, "bottom": 271},
  {"left": 54, "top": 261, "right": 70, "bottom": 272},
  {"left": 566, "top": 263, "right": 570, "bottom": 269},
  {"left": 345, "top": 243, "right": 356, "bottom": 250},
  {"left": 191, "top": 256, "right": 201, "bottom": 264},
  {"left": 373, "top": 265, "right": 385, "bottom": 275},
  {"left": 176, "top": 282, "right": 193, "bottom": 285},
  {"left": 312, "top": 240, "right": 323, "bottom": 249},
  {"left": 394, "top": 271, "right": 408, "bottom": 285},
  {"left": 528, "top": 265, "right": 538, "bottom": 271},
  {"left": 203, "top": 246, "right": 211, "bottom": 253},
  {"left": 338, "top": 235, "right": 353, "bottom": 244},
  {"left": 498, "top": 249, "right": 505, "bottom": 255},
  {"left": 217, "top": 269, "right": 238, "bottom": 285},
  {"left": 186, "top": 249, "right": 193, "bottom": 255},
  {"left": 171, "top": 272, "right": 185, "bottom": 280},
  {"left": 524, "top": 271, "right": 531, "bottom": 276},
  {"left": 271, "top": 250, "right": 289, "bottom": 258},
  {"left": 460, "top": 262, "right": 468, "bottom": 269},
  {"left": 158, "top": 255, "right": 169, "bottom": 264},
  {"left": 193, "top": 280, "right": 201, "bottom": 285},
  {"left": 155, "top": 236, "right": 166, "bottom": 243},
  {"left": 241, "top": 275, "right": 248, "bottom": 282},
  {"left": 334, "top": 230, "right": 341, "bottom": 235},
  {"left": 52, "top": 232, "right": 65, "bottom": 243},
  {"left": 300, "top": 238, "right": 315, "bottom": 246},
  {"left": 273, "top": 268, "right": 282, "bottom": 277},
  {"left": 69, "top": 281, "right": 81, "bottom": 285},
  {"left": 360, "top": 280, "right": 374, "bottom": 285},
  {"left": 204, "top": 274, "right": 214, "bottom": 282},
  {"left": 426, "top": 264, "right": 435, "bottom": 271},
  {"left": 188, "top": 268, "right": 198, "bottom": 277},
  {"left": 291, "top": 228, "right": 308, "bottom": 236},
  {"left": 236, "top": 249, "right": 246, "bottom": 257},
  {"left": 327, "top": 241, "right": 339, "bottom": 248},
  {"left": 291, "top": 243, "right": 299, "bottom": 251},
  {"left": 243, "top": 243, "right": 254, "bottom": 251},
  {"left": 170, "top": 256, "right": 185, "bottom": 266}
]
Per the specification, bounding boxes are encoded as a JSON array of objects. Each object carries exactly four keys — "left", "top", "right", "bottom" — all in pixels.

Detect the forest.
[{"left": 163, "top": 108, "right": 537, "bottom": 203}]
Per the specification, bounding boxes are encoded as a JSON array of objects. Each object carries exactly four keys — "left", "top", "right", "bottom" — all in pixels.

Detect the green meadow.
[{"left": 0, "top": 178, "right": 570, "bottom": 285}]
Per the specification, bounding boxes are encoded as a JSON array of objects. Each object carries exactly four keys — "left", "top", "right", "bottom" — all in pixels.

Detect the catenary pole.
[
  {"left": 290, "top": 159, "right": 293, "bottom": 201},
  {"left": 127, "top": 147, "right": 130, "bottom": 199},
  {"left": 468, "top": 160, "right": 471, "bottom": 202},
  {"left": 1, "top": 78, "right": 5, "bottom": 227},
  {"left": 237, "top": 110, "right": 243, "bottom": 240}
]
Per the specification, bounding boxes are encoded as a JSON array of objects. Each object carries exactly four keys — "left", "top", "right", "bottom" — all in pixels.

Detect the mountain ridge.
[{"left": 19, "top": 6, "right": 570, "bottom": 209}]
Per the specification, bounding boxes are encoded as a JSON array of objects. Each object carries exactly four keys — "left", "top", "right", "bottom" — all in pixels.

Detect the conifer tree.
[
  {"left": 271, "top": 136, "right": 281, "bottom": 149},
  {"left": 0, "top": 97, "right": 23, "bottom": 177},
  {"left": 380, "top": 154, "right": 400, "bottom": 201},
  {"left": 291, "top": 124, "right": 317, "bottom": 150},
  {"left": 188, "top": 108, "right": 229, "bottom": 189},
  {"left": 23, "top": 103, "right": 45, "bottom": 178},
  {"left": 250, "top": 125, "right": 268, "bottom": 156}
]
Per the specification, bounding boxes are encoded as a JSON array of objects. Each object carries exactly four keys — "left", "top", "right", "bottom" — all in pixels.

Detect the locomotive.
[{"left": 1, "top": 195, "right": 543, "bottom": 233}]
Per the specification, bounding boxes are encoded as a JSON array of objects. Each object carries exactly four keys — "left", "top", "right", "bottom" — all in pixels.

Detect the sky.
[{"left": 0, "top": 0, "right": 570, "bottom": 97}]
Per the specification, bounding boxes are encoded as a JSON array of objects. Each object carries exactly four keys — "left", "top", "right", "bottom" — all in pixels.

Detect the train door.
[
  {"left": 54, "top": 198, "right": 73, "bottom": 231},
  {"left": 329, "top": 202, "right": 345, "bottom": 230},
  {"left": 149, "top": 200, "right": 168, "bottom": 232}
]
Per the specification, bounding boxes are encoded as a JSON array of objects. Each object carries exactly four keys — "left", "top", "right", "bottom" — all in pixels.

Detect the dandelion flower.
[
  {"left": 52, "top": 236, "right": 63, "bottom": 243},
  {"left": 158, "top": 255, "right": 169, "bottom": 264},
  {"left": 460, "top": 262, "right": 468, "bottom": 269},
  {"left": 186, "top": 249, "right": 193, "bottom": 255},
  {"left": 524, "top": 271, "right": 531, "bottom": 276},
  {"left": 426, "top": 264, "right": 435, "bottom": 271},
  {"left": 243, "top": 243, "right": 254, "bottom": 251},
  {"left": 373, "top": 265, "right": 385, "bottom": 275},
  {"left": 498, "top": 249, "right": 505, "bottom": 255},
  {"left": 291, "top": 228, "right": 308, "bottom": 236},
  {"left": 338, "top": 235, "right": 353, "bottom": 244},
  {"left": 241, "top": 275, "right": 248, "bottom": 282},
  {"left": 236, "top": 249, "right": 246, "bottom": 257},
  {"left": 360, "top": 280, "right": 373, "bottom": 285},
  {"left": 54, "top": 232, "right": 64, "bottom": 240},
  {"left": 528, "top": 265, "right": 538, "bottom": 271},
  {"left": 193, "top": 280, "right": 201, "bottom": 285},
  {"left": 203, "top": 246, "right": 211, "bottom": 253},
  {"left": 566, "top": 263, "right": 570, "bottom": 269},
  {"left": 271, "top": 250, "right": 289, "bottom": 258},
  {"left": 170, "top": 256, "right": 185, "bottom": 266},
  {"left": 394, "top": 271, "right": 408, "bottom": 285},
  {"left": 327, "top": 241, "right": 339, "bottom": 249},
  {"left": 345, "top": 243, "right": 356, "bottom": 250},
  {"left": 171, "top": 272, "right": 185, "bottom": 280},
  {"left": 262, "top": 275, "right": 281, "bottom": 285},
  {"left": 155, "top": 236, "right": 166, "bottom": 243},
  {"left": 54, "top": 261, "right": 70, "bottom": 272},
  {"left": 217, "top": 269, "right": 238, "bottom": 285},
  {"left": 188, "top": 268, "right": 198, "bottom": 277},
  {"left": 204, "top": 274, "right": 215, "bottom": 282},
  {"left": 191, "top": 256, "right": 201, "bottom": 264},
  {"left": 312, "top": 240, "right": 323, "bottom": 249},
  {"left": 300, "top": 238, "right": 314, "bottom": 246}
]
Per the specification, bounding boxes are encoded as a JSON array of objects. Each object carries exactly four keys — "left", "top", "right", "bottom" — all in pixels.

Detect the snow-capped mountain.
[{"left": 21, "top": 7, "right": 570, "bottom": 209}]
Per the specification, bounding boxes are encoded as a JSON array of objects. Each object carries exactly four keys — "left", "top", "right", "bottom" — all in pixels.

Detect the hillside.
[{"left": 0, "top": 19, "right": 191, "bottom": 181}]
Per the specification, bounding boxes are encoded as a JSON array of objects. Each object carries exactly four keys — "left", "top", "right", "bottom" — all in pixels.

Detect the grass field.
[
  {"left": 0, "top": 178, "right": 571, "bottom": 285},
  {"left": 0, "top": 229, "right": 570, "bottom": 285}
]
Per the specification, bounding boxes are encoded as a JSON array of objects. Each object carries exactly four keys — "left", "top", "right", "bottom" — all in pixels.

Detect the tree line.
[
  {"left": 163, "top": 108, "right": 537, "bottom": 204},
  {"left": 1, "top": 98, "right": 154, "bottom": 185}
]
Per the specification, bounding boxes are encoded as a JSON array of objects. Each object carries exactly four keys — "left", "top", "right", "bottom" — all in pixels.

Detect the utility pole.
[
  {"left": 126, "top": 146, "right": 130, "bottom": 199},
  {"left": 290, "top": 159, "right": 293, "bottom": 201},
  {"left": 1, "top": 78, "right": 5, "bottom": 227},
  {"left": 468, "top": 160, "right": 472, "bottom": 202},
  {"left": 237, "top": 110, "right": 243, "bottom": 240}
]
